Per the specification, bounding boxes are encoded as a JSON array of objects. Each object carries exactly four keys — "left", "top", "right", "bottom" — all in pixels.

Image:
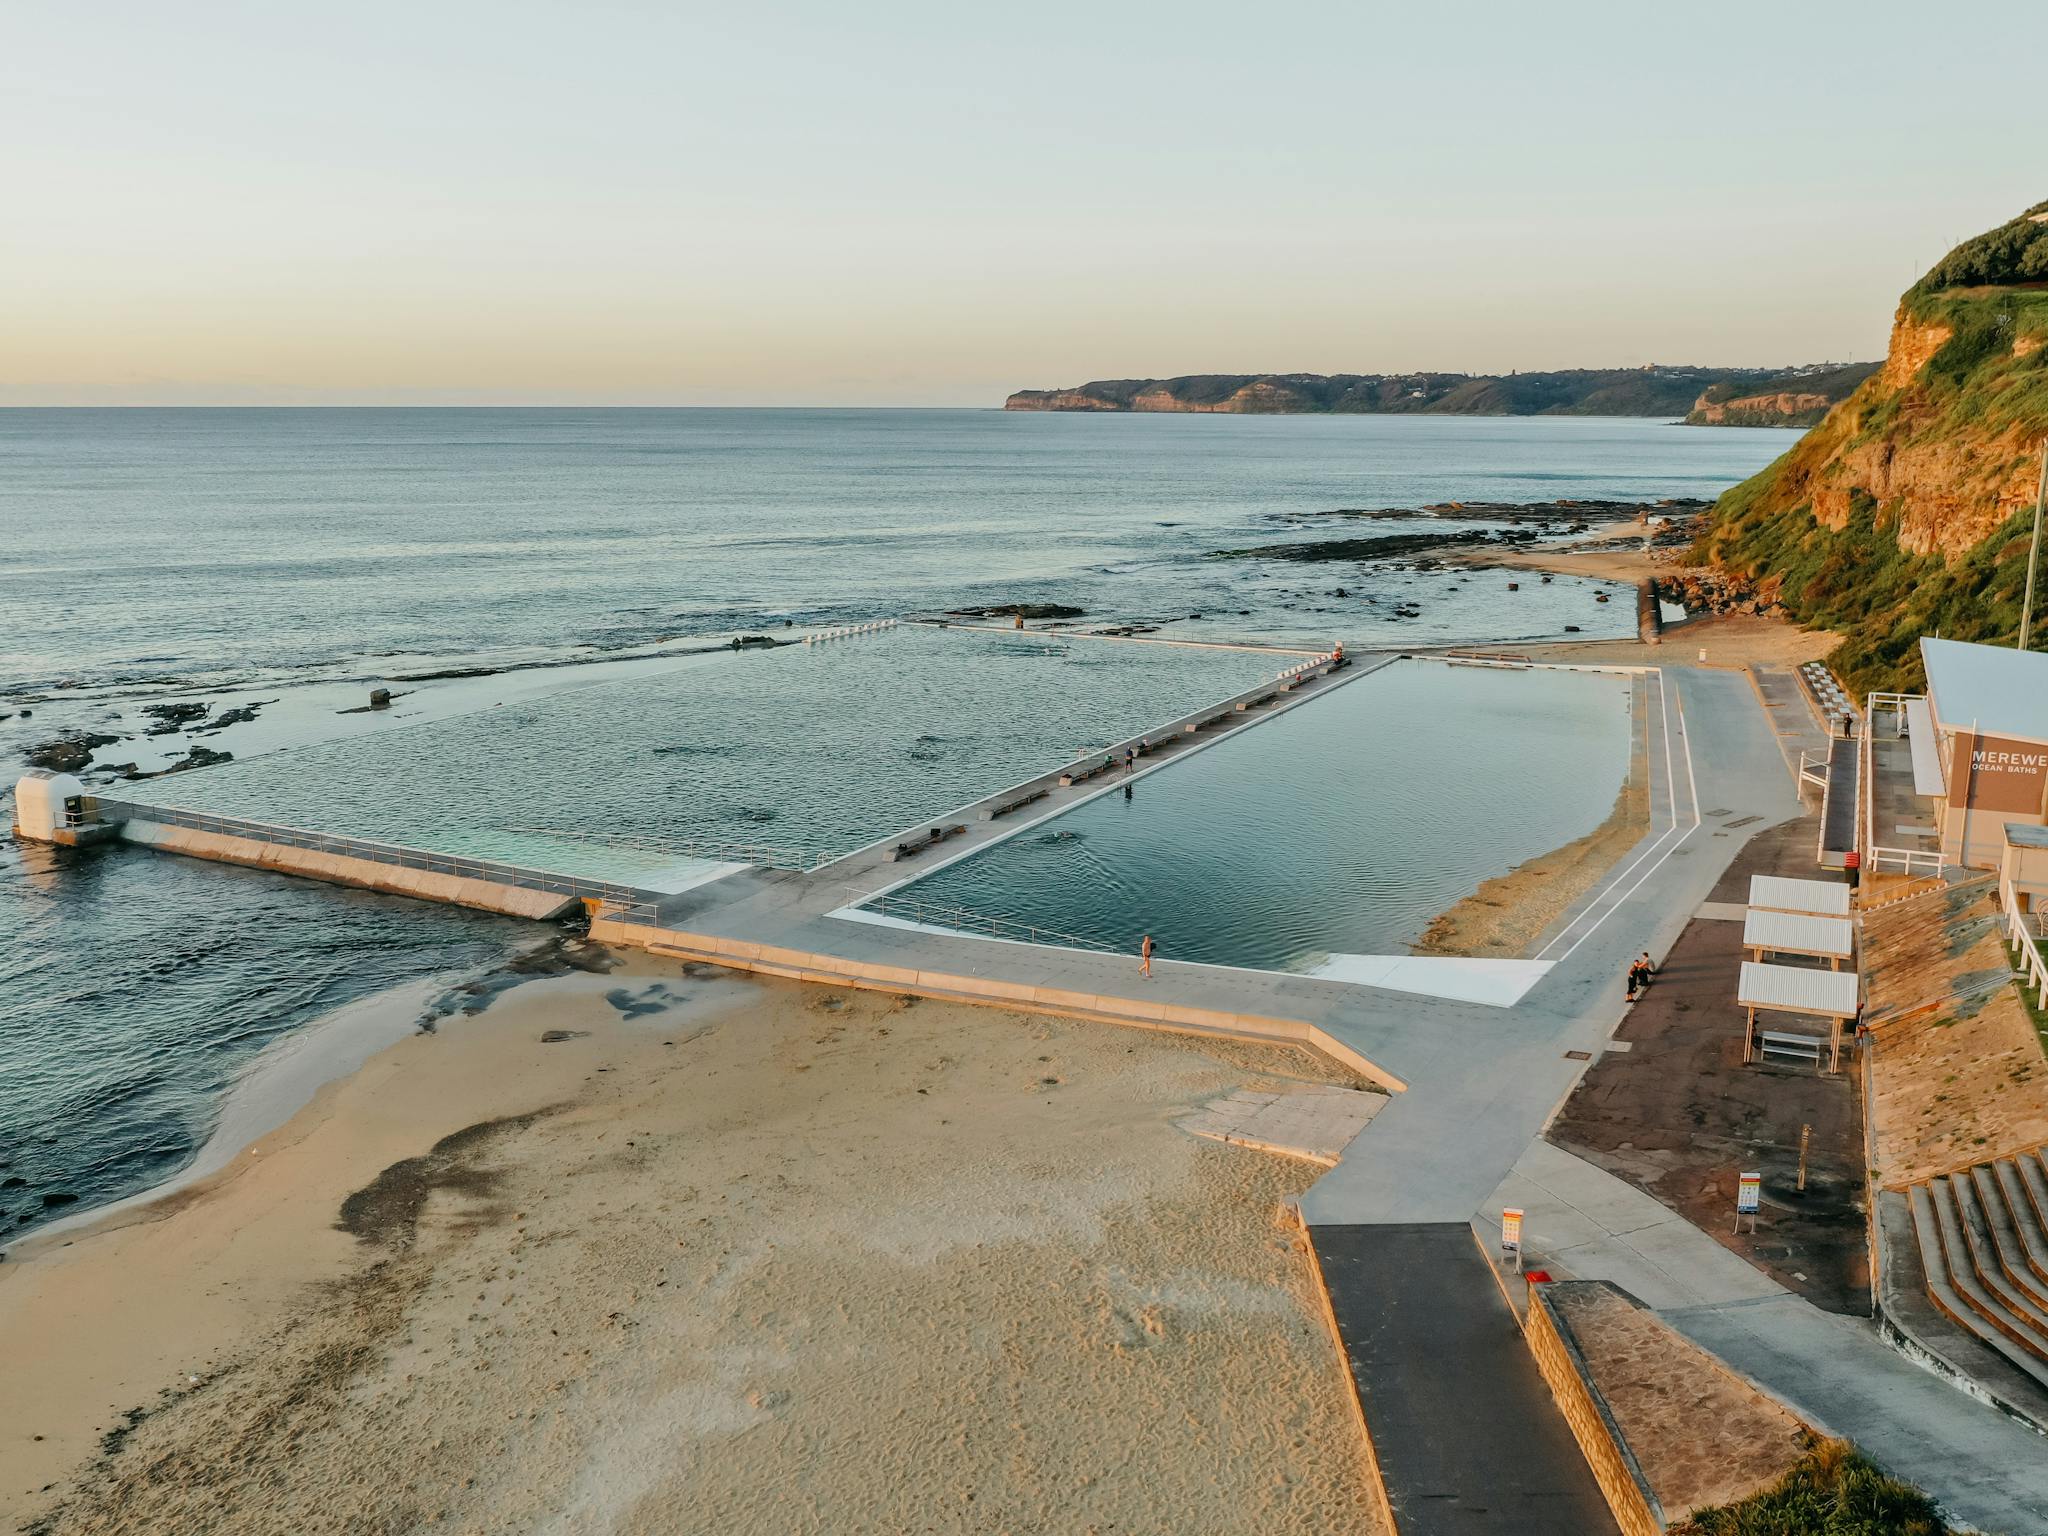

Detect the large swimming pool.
[
  {"left": 143, "top": 626, "right": 1295, "bottom": 882},
  {"left": 883, "top": 660, "right": 1636, "bottom": 972}
]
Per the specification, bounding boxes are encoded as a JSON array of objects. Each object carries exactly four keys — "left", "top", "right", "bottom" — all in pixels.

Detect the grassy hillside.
[{"left": 1693, "top": 202, "right": 2048, "bottom": 692}]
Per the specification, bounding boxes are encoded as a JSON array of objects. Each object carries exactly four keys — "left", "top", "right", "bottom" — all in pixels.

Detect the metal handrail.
[
  {"left": 96, "top": 797, "right": 660, "bottom": 908},
  {"left": 861, "top": 892, "right": 1121, "bottom": 954},
  {"left": 1858, "top": 692, "right": 1945, "bottom": 877},
  {"left": 2001, "top": 877, "right": 2048, "bottom": 1010}
]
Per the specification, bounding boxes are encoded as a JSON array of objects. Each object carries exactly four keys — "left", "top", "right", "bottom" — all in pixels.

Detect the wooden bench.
[
  {"left": 1754, "top": 1029, "right": 1826, "bottom": 1068},
  {"left": 1058, "top": 757, "right": 1120, "bottom": 789},
  {"left": 978, "top": 787, "right": 1050, "bottom": 822},
  {"left": 885, "top": 824, "right": 968, "bottom": 862}
]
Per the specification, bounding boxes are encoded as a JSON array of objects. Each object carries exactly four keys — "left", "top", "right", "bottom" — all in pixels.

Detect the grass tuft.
[{"left": 1670, "top": 1439, "right": 1954, "bottom": 1535}]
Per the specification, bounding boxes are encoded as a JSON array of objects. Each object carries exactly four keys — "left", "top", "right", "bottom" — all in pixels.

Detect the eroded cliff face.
[
  {"left": 1733, "top": 307, "right": 2038, "bottom": 561},
  {"left": 1695, "top": 204, "right": 2048, "bottom": 691},
  {"left": 1687, "top": 389, "right": 1835, "bottom": 427}
]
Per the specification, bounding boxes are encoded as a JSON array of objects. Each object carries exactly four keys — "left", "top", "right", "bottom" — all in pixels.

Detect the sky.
[{"left": 2, "top": 1, "right": 2041, "bottom": 406}]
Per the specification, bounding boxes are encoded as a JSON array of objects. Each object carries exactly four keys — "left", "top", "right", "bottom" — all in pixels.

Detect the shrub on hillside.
[
  {"left": 1671, "top": 1440, "right": 1951, "bottom": 1536},
  {"left": 1915, "top": 201, "right": 2048, "bottom": 294}
]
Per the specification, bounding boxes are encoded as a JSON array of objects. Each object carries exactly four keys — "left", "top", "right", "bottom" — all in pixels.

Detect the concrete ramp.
[
  {"left": 1820, "top": 735, "right": 1859, "bottom": 863},
  {"left": 1305, "top": 1223, "right": 1618, "bottom": 1535}
]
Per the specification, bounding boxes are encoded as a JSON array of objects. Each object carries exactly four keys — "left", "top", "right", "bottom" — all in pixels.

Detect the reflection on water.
[{"left": 893, "top": 661, "right": 1634, "bottom": 971}]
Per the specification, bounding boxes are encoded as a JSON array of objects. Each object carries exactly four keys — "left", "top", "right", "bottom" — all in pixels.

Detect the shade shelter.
[
  {"left": 1738, "top": 961, "right": 1859, "bottom": 1072},
  {"left": 1747, "top": 874, "right": 1852, "bottom": 918},
  {"left": 1742, "top": 909, "right": 1854, "bottom": 969}
]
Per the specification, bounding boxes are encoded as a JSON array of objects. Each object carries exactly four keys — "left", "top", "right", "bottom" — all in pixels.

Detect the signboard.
[
  {"left": 1501, "top": 1207, "right": 1523, "bottom": 1251},
  {"left": 1947, "top": 730, "right": 2048, "bottom": 816},
  {"left": 1734, "top": 1171, "right": 1762, "bottom": 1234}
]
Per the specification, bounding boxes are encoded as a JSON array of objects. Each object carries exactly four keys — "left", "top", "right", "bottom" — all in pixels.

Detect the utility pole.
[{"left": 2022, "top": 439, "right": 2048, "bottom": 652}]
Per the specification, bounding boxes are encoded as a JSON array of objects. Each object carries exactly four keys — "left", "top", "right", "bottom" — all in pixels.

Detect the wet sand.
[
  {"left": 1, "top": 957, "right": 1381, "bottom": 1535},
  {"left": 1413, "top": 676, "right": 1651, "bottom": 959}
]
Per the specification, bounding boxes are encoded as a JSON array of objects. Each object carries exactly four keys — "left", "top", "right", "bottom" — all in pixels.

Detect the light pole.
[{"left": 2022, "top": 439, "right": 2048, "bottom": 652}]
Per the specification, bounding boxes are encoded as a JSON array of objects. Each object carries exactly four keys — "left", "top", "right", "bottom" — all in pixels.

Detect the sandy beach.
[{"left": 2, "top": 949, "right": 1381, "bottom": 1535}]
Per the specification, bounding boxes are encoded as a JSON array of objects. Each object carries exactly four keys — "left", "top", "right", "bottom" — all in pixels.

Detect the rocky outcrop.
[{"left": 24, "top": 733, "right": 118, "bottom": 773}]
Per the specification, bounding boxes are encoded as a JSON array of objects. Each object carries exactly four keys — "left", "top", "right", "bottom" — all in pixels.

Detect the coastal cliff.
[
  {"left": 1682, "top": 365, "right": 1878, "bottom": 428},
  {"left": 1692, "top": 200, "right": 2048, "bottom": 690},
  {"left": 1005, "top": 365, "right": 1873, "bottom": 420},
  {"left": 1695, "top": 202, "right": 2048, "bottom": 692}
]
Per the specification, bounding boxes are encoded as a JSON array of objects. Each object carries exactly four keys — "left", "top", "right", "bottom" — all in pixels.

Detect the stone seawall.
[
  {"left": 1524, "top": 1283, "right": 1665, "bottom": 1536},
  {"left": 117, "top": 819, "right": 578, "bottom": 919}
]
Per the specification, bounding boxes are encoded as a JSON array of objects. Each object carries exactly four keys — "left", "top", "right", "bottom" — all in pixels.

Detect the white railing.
[
  {"left": 1861, "top": 691, "right": 1946, "bottom": 877},
  {"left": 802, "top": 619, "right": 898, "bottom": 645},
  {"left": 2001, "top": 877, "right": 2048, "bottom": 1011},
  {"left": 860, "top": 892, "right": 1121, "bottom": 954}
]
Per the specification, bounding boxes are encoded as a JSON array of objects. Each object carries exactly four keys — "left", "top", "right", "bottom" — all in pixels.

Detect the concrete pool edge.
[
  {"left": 587, "top": 910, "right": 1407, "bottom": 1092},
  {"left": 851, "top": 654, "right": 1665, "bottom": 1002}
]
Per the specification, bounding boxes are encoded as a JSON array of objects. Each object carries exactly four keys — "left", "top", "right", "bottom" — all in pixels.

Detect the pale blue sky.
[{"left": 2, "top": 1, "right": 2039, "bottom": 404}]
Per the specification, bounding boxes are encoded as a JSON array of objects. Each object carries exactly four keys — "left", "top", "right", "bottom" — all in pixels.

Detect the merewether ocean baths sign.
[{"left": 1948, "top": 731, "right": 2048, "bottom": 816}]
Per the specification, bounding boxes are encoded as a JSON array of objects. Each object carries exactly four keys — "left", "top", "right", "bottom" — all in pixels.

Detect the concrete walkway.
[
  {"left": 1310, "top": 1224, "right": 1619, "bottom": 1535},
  {"left": 1303, "top": 665, "right": 1800, "bottom": 1225},
  {"left": 1482, "top": 1139, "right": 2048, "bottom": 1534}
]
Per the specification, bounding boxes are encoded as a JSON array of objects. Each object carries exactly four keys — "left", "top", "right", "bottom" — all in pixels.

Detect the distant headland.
[{"left": 1003, "top": 363, "right": 1878, "bottom": 426}]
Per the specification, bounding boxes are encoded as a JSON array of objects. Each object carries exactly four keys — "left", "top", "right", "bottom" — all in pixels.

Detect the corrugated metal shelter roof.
[
  {"left": 1748, "top": 874, "right": 1853, "bottom": 917},
  {"left": 1743, "top": 910, "right": 1854, "bottom": 959},
  {"left": 2008, "top": 823, "right": 2048, "bottom": 848},
  {"left": 1739, "top": 961, "right": 1860, "bottom": 1019},
  {"left": 1921, "top": 637, "right": 2048, "bottom": 745}
]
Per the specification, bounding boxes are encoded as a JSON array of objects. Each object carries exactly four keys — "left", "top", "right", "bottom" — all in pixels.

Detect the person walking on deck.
[{"left": 1140, "top": 934, "right": 1155, "bottom": 978}]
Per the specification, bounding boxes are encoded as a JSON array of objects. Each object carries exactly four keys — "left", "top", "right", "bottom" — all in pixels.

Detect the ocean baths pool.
[
  {"left": 141, "top": 625, "right": 1301, "bottom": 884},
  {"left": 876, "top": 659, "right": 1637, "bottom": 975}
]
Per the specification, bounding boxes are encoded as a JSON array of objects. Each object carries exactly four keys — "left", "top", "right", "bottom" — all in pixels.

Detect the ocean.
[{"left": 0, "top": 408, "right": 1796, "bottom": 1239}]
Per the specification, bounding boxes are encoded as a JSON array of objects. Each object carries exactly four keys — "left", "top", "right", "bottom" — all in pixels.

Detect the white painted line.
[
  {"left": 1531, "top": 668, "right": 1703, "bottom": 966},
  {"left": 1531, "top": 671, "right": 1680, "bottom": 962},
  {"left": 1550, "top": 673, "right": 1703, "bottom": 964}
]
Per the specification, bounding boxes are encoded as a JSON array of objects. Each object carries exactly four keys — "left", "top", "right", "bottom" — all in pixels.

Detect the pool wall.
[
  {"left": 864, "top": 655, "right": 1651, "bottom": 974},
  {"left": 817, "top": 638, "right": 1349, "bottom": 876}
]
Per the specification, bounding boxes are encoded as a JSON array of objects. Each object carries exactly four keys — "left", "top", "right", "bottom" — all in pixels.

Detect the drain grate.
[
  {"left": 1563, "top": 1049, "right": 1592, "bottom": 1061},
  {"left": 1723, "top": 813, "right": 1762, "bottom": 828},
  {"left": 1703, "top": 806, "right": 1733, "bottom": 817}
]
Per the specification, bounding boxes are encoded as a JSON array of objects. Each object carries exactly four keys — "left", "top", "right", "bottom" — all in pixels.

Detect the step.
[
  {"left": 1984, "top": 1162, "right": 2048, "bottom": 1301},
  {"left": 1928, "top": 1177, "right": 2048, "bottom": 1364},
  {"left": 1911, "top": 1184, "right": 2048, "bottom": 1392},
  {"left": 2022, "top": 1151, "right": 2048, "bottom": 1234},
  {"left": 1951, "top": 1172, "right": 2048, "bottom": 1331}
]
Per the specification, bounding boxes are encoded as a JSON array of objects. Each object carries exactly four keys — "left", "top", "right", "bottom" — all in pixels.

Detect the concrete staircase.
[{"left": 1907, "top": 1147, "right": 2048, "bottom": 1392}]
